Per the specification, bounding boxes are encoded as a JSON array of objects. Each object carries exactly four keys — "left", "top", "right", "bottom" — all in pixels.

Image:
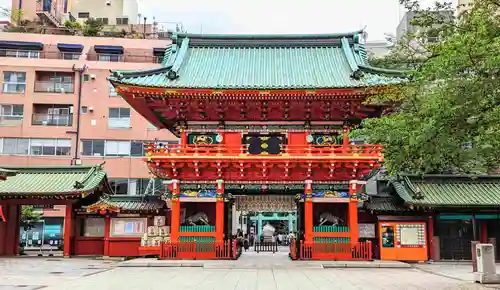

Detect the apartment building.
[
  {"left": 0, "top": 32, "right": 178, "bottom": 197},
  {"left": 9, "top": 0, "right": 156, "bottom": 36}
]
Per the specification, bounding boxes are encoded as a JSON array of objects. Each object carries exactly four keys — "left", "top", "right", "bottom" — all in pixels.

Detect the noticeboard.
[{"left": 358, "top": 223, "right": 376, "bottom": 238}]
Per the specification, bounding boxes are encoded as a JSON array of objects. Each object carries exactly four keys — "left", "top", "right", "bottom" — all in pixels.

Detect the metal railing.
[
  {"left": 254, "top": 242, "right": 279, "bottom": 253},
  {"left": 0, "top": 49, "right": 81, "bottom": 60},
  {"left": 144, "top": 143, "right": 384, "bottom": 159},
  {"left": 0, "top": 116, "right": 23, "bottom": 126},
  {"left": 31, "top": 113, "right": 73, "bottom": 126},
  {"left": 34, "top": 82, "right": 74, "bottom": 93},
  {"left": 1, "top": 82, "right": 26, "bottom": 94},
  {"left": 87, "top": 53, "right": 159, "bottom": 63},
  {"left": 0, "top": 48, "right": 160, "bottom": 63}
]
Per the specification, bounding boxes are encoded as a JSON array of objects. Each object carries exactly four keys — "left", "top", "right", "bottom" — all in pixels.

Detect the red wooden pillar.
[
  {"left": 304, "top": 180, "right": 313, "bottom": 242},
  {"left": 180, "top": 129, "right": 187, "bottom": 148},
  {"left": 215, "top": 179, "right": 225, "bottom": 241},
  {"left": 3, "top": 203, "right": 20, "bottom": 256},
  {"left": 481, "top": 221, "right": 488, "bottom": 243},
  {"left": 103, "top": 215, "right": 111, "bottom": 256},
  {"left": 169, "top": 180, "right": 181, "bottom": 242},
  {"left": 428, "top": 215, "right": 435, "bottom": 260},
  {"left": 63, "top": 203, "right": 74, "bottom": 257},
  {"left": 348, "top": 180, "right": 359, "bottom": 243},
  {"left": 0, "top": 203, "right": 6, "bottom": 256},
  {"left": 342, "top": 125, "right": 349, "bottom": 153}
]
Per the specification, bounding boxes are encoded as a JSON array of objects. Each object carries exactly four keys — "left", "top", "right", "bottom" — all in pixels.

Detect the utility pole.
[{"left": 70, "top": 64, "right": 88, "bottom": 165}]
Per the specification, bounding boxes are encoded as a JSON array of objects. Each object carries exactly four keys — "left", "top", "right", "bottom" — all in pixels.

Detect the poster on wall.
[{"left": 358, "top": 223, "right": 376, "bottom": 238}]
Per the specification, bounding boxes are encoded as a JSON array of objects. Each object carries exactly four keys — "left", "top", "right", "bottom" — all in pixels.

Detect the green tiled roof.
[
  {"left": 110, "top": 31, "right": 405, "bottom": 89},
  {"left": 392, "top": 175, "right": 500, "bottom": 207},
  {"left": 0, "top": 165, "right": 112, "bottom": 198},
  {"left": 86, "top": 196, "right": 166, "bottom": 212}
]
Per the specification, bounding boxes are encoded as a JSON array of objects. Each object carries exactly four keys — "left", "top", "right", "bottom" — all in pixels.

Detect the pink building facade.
[{"left": 0, "top": 32, "right": 178, "bottom": 199}]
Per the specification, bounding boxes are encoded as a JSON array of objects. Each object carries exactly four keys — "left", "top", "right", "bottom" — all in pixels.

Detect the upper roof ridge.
[{"left": 171, "top": 30, "right": 364, "bottom": 47}]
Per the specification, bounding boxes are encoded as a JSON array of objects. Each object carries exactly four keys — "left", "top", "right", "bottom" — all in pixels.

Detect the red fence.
[
  {"left": 161, "top": 240, "right": 237, "bottom": 260},
  {"left": 299, "top": 241, "right": 372, "bottom": 260}
]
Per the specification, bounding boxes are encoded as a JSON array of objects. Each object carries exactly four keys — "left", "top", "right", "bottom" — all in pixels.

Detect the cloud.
[{"left": 138, "top": 0, "right": 401, "bottom": 40}]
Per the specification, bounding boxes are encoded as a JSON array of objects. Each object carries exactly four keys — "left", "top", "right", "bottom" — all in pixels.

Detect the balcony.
[
  {"left": 32, "top": 113, "right": 73, "bottom": 126},
  {"left": 145, "top": 144, "right": 383, "bottom": 159},
  {"left": 34, "top": 81, "right": 74, "bottom": 93},
  {"left": 0, "top": 115, "right": 23, "bottom": 126},
  {"left": 0, "top": 49, "right": 81, "bottom": 60},
  {"left": 144, "top": 144, "right": 383, "bottom": 181},
  {"left": 86, "top": 53, "right": 159, "bottom": 63}
]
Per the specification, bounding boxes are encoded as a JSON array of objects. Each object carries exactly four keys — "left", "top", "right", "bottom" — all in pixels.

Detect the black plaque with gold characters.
[
  {"left": 244, "top": 133, "right": 286, "bottom": 155},
  {"left": 187, "top": 133, "right": 221, "bottom": 145},
  {"left": 307, "top": 133, "right": 340, "bottom": 146}
]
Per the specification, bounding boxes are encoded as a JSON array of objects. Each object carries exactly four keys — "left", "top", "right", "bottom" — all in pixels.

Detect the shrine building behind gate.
[{"left": 109, "top": 31, "right": 405, "bottom": 259}]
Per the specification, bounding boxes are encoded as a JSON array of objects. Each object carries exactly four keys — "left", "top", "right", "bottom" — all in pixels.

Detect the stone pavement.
[
  {"left": 0, "top": 255, "right": 496, "bottom": 290},
  {"left": 414, "top": 262, "right": 500, "bottom": 283},
  {"left": 119, "top": 251, "right": 410, "bottom": 269}
]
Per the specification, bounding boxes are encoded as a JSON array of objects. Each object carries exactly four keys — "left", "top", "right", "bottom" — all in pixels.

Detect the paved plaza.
[{"left": 0, "top": 253, "right": 497, "bottom": 290}]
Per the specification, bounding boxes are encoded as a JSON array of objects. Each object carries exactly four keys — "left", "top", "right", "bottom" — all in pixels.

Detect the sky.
[{"left": 138, "top": 0, "right": 439, "bottom": 41}]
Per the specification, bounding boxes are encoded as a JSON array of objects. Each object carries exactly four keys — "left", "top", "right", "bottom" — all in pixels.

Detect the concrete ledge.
[
  {"left": 119, "top": 259, "right": 204, "bottom": 268},
  {"left": 323, "top": 261, "right": 411, "bottom": 269}
]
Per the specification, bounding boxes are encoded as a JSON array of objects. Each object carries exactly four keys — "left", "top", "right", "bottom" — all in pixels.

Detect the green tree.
[
  {"left": 354, "top": 0, "right": 500, "bottom": 174},
  {"left": 82, "top": 18, "right": 103, "bottom": 36},
  {"left": 20, "top": 205, "right": 42, "bottom": 231}
]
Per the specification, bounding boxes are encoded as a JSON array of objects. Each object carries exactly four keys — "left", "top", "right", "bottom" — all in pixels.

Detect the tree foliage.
[
  {"left": 82, "top": 18, "right": 103, "bottom": 36},
  {"left": 20, "top": 205, "right": 42, "bottom": 231},
  {"left": 354, "top": 0, "right": 500, "bottom": 174}
]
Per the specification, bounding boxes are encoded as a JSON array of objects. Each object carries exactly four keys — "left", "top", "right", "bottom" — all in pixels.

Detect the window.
[
  {"left": 30, "top": 139, "right": 71, "bottom": 156},
  {"left": 82, "top": 140, "right": 105, "bottom": 156},
  {"left": 109, "top": 82, "right": 118, "bottom": 97},
  {"left": 110, "top": 218, "right": 146, "bottom": 237},
  {"left": 0, "top": 104, "right": 23, "bottom": 124},
  {"left": 108, "top": 108, "right": 130, "bottom": 128},
  {"left": 130, "top": 141, "right": 144, "bottom": 156},
  {"left": 109, "top": 179, "right": 129, "bottom": 195},
  {"left": 60, "top": 52, "right": 80, "bottom": 60},
  {"left": 98, "top": 54, "right": 121, "bottom": 62},
  {"left": 1, "top": 50, "right": 39, "bottom": 59},
  {"left": 105, "top": 140, "right": 131, "bottom": 156},
  {"left": 107, "top": 178, "right": 165, "bottom": 195},
  {"left": 81, "top": 106, "right": 88, "bottom": 114},
  {"left": 3, "top": 72, "right": 26, "bottom": 93},
  {"left": 116, "top": 17, "right": 129, "bottom": 25},
  {"left": 96, "top": 18, "right": 108, "bottom": 25},
  {"left": 82, "top": 218, "right": 105, "bottom": 237},
  {"left": 81, "top": 140, "right": 175, "bottom": 157},
  {"left": 78, "top": 12, "right": 90, "bottom": 18},
  {"left": 0, "top": 138, "right": 29, "bottom": 155}
]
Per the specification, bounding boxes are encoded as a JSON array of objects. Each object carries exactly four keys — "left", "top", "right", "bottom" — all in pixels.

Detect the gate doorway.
[{"left": 232, "top": 194, "right": 298, "bottom": 256}]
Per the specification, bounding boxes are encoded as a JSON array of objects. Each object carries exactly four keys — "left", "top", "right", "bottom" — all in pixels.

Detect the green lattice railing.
[
  {"left": 313, "top": 225, "right": 349, "bottom": 233},
  {"left": 313, "top": 237, "right": 351, "bottom": 243},
  {"left": 179, "top": 236, "right": 216, "bottom": 242},
  {"left": 179, "top": 225, "right": 216, "bottom": 232}
]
